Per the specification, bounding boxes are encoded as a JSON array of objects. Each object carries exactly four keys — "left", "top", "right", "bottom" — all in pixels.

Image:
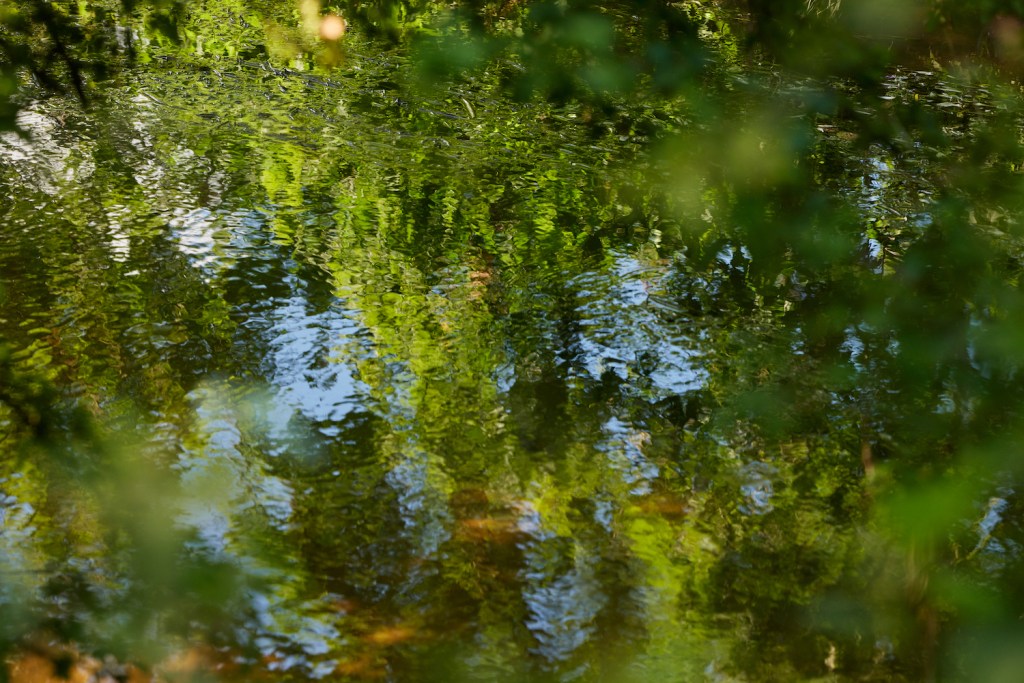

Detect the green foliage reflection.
[{"left": 5, "top": 0, "right": 1024, "bottom": 681}]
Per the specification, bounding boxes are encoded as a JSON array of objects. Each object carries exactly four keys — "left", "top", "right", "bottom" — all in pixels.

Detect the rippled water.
[{"left": 0, "top": 56, "right": 973, "bottom": 681}]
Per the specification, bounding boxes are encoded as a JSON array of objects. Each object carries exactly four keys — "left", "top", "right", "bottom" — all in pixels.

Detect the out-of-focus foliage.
[
  {"left": 0, "top": 351, "right": 247, "bottom": 674},
  {"left": 0, "top": 0, "right": 185, "bottom": 127},
  {"left": 5, "top": 0, "right": 1024, "bottom": 681}
]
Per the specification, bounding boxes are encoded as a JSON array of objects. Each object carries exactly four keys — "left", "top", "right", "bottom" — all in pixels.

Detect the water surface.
[{"left": 0, "top": 52, "right": 986, "bottom": 682}]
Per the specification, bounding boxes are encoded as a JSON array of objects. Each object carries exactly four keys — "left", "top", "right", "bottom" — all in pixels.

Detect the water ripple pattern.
[{"left": 571, "top": 254, "right": 703, "bottom": 395}]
